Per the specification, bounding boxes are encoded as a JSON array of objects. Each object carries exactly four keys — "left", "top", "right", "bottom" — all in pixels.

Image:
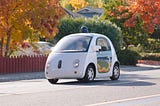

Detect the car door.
[{"left": 96, "top": 37, "right": 112, "bottom": 73}]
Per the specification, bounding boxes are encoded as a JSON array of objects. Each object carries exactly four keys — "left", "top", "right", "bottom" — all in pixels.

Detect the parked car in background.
[
  {"left": 33, "top": 41, "right": 54, "bottom": 54},
  {"left": 11, "top": 41, "right": 54, "bottom": 56}
]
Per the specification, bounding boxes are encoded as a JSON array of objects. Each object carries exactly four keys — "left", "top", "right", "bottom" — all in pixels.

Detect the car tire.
[
  {"left": 83, "top": 65, "right": 95, "bottom": 82},
  {"left": 77, "top": 78, "right": 84, "bottom": 82},
  {"left": 48, "top": 79, "right": 59, "bottom": 84},
  {"left": 110, "top": 63, "right": 120, "bottom": 80}
]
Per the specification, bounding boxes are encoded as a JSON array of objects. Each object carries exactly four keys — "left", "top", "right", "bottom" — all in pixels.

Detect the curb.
[{"left": 138, "top": 60, "right": 160, "bottom": 66}]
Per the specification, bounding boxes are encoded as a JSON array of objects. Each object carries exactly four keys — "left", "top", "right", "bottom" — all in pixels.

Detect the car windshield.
[{"left": 54, "top": 35, "right": 92, "bottom": 53}]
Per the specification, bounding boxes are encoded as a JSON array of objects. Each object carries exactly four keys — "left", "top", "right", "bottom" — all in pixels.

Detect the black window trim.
[{"left": 96, "top": 37, "right": 111, "bottom": 51}]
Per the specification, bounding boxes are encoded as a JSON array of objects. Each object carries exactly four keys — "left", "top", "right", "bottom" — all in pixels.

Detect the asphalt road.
[{"left": 0, "top": 66, "right": 160, "bottom": 106}]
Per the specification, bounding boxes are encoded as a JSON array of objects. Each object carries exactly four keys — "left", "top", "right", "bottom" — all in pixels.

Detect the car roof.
[
  {"left": 66, "top": 33, "right": 107, "bottom": 38},
  {"left": 35, "top": 41, "right": 50, "bottom": 44}
]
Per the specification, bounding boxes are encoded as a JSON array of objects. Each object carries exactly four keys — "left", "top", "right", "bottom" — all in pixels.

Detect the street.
[{"left": 0, "top": 66, "right": 160, "bottom": 106}]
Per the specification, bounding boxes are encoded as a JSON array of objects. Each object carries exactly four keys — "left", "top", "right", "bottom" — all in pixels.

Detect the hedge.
[
  {"left": 55, "top": 16, "right": 123, "bottom": 52},
  {"left": 117, "top": 50, "right": 141, "bottom": 65},
  {"left": 140, "top": 53, "right": 160, "bottom": 61}
]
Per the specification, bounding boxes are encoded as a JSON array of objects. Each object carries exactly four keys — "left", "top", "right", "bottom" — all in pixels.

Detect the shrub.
[
  {"left": 117, "top": 50, "right": 141, "bottom": 65},
  {"left": 142, "top": 38, "right": 160, "bottom": 53},
  {"left": 55, "top": 16, "right": 123, "bottom": 52},
  {"left": 140, "top": 53, "right": 160, "bottom": 61},
  {"left": 128, "top": 44, "right": 143, "bottom": 53}
]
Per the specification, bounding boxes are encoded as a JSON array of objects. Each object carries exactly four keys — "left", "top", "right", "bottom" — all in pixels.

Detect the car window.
[
  {"left": 54, "top": 36, "right": 92, "bottom": 53},
  {"left": 96, "top": 37, "right": 111, "bottom": 51}
]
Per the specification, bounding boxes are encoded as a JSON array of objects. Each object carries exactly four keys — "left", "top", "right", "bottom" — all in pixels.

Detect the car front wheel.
[
  {"left": 48, "top": 79, "right": 59, "bottom": 84},
  {"left": 83, "top": 65, "right": 95, "bottom": 82}
]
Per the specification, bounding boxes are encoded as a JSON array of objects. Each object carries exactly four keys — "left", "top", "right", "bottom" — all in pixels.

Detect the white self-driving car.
[{"left": 45, "top": 33, "right": 120, "bottom": 84}]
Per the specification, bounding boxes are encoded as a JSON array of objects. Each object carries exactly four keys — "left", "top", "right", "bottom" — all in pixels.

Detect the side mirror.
[{"left": 92, "top": 45, "right": 101, "bottom": 52}]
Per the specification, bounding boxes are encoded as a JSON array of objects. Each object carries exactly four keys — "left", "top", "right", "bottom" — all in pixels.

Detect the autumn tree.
[
  {"left": 105, "top": 0, "right": 160, "bottom": 34},
  {"left": 0, "top": 0, "right": 65, "bottom": 57},
  {"left": 86, "top": 0, "right": 104, "bottom": 8},
  {"left": 124, "top": 0, "right": 160, "bottom": 33},
  {"left": 61, "top": 0, "right": 105, "bottom": 11},
  {"left": 60, "top": 0, "right": 74, "bottom": 10},
  {"left": 68, "top": 0, "right": 89, "bottom": 11},
  {"left": 103, "top": 0, "right": 149, "bottom": 49}
]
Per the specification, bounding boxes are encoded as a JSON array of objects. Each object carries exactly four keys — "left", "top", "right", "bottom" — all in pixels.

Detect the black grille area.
[{"left": 58, "top": 60, "right": 62, "bottom": 69}]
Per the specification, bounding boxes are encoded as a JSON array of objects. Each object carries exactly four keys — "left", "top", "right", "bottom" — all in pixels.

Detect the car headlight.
[{"left": 73, "top": 59, "right": 80, "bottom": 68}]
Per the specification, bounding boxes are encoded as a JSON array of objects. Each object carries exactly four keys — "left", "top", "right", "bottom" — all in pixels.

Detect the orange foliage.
[
  {"left": 0, "top": 0, "right": 65, "bottom": 56},
  {"left": 97, "top": 0, "right": 103, "bottom": 8},
  {"left": 118, "top": 6, "right": 126, "bottom": 13},
  {"left": 121, "top": 13, "right": 130, "bottom": 19},
  {"left": 68, "top": 0, "right": 88, "bottom": 11},
  {"left": 123, "top": 0, "right": 160, "bottom": 33}
]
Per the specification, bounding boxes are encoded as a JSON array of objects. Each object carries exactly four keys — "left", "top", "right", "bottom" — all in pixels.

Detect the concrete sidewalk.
[
  {"left": 0, "top": 72, "right": 45, "bottom": 82},
  {"left": 121, "top": 64, "right": 160, "bottom": 72},
  {"left": 0, "top": 64, "right": 160, "bottom": 82}
]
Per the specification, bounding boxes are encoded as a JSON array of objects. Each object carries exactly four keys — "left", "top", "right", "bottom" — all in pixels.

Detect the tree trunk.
[
  {"left": 0, "top": 37, "right": 4, "bottom": 56},
  {"left": 5, "top": 28, "right": 12, "bottom": 57}
]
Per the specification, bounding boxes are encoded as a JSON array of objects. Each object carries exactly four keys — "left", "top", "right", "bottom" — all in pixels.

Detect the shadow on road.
[
  {"left": 56, "top": 79, "right": 156, "bottom": 87},
  {"left": 55, "top": 70, "right": 157, "bottom": 86}
]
